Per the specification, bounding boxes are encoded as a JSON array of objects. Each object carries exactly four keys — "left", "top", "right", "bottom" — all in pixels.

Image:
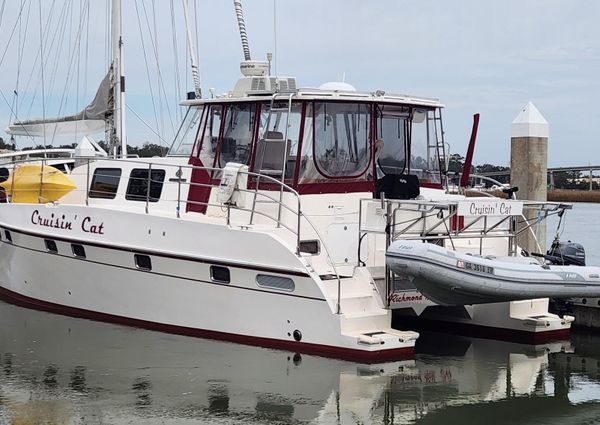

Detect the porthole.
[
  {"left": 134, "top": 254, "right": 152, "bottom": 271},
  {"left": 44, "top": 239, "right": 58, "bottom": 253},
  {"left": 210, "top": 266, "right": 230, "bottom": 284},
  {"left": 3, "top": 229, "right": 12, "bottom": 243},
  {"left": 298, "top": 240, "right": 320, "bottom": 255},
  {"left": 71, "top": 244, "right": 86, "bottom": 259},
  {"left": 256, "top": 274, "right": 295, "bottom": 292}
]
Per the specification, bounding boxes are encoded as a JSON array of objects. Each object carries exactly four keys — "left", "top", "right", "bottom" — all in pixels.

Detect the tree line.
[
  {"left": 0, "top": 137, "right": 167, "bottom": 157},
  {"left": 447, "top": 153, "right": 597, "bottom": 190}
]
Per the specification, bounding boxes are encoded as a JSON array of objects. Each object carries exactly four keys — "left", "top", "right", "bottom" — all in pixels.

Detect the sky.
[{"left": 0, "top": 0, "right": 598, "bottom": 167}]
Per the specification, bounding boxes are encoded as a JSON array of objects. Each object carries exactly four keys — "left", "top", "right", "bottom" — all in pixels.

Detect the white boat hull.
[{"left": 0, "top": 203, "right": 417, "bottom": 361}]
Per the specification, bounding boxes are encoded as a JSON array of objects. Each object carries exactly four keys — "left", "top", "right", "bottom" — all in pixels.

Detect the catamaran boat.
[{"left": 0, "top": 0, "right": 575, "bottom": 358}]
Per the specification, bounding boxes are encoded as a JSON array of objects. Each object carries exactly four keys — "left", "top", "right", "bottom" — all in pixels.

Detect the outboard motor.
[{"left": 545, "top": 239, "right": 586, "bottom": 266}]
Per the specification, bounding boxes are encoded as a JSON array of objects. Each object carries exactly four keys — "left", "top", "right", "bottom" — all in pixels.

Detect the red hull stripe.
[
  {"left": 0, "top": 286, "right": 413, "bottom": 363},
  {"left": 0, "top": 224, "right": 310, "bottom": 278}
]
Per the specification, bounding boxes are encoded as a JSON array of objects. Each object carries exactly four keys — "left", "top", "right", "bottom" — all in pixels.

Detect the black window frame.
[
  {"left": 210, "top": 265, "right": 230, "bottom": 284},
  {"left": 71, "top": 244, "right": 86, "bottom": 259},
  {"left": 44, "top": 239, "right": 58, "bottom": 253},
  {"left": 125, "top": 168, "right": 166, "bottom": 202},
  {"left": 134, "top": 254, "right": 152, "bottom": 271},
  {"left": 89, "top": 168, "right": 122, "bottom": 199}
]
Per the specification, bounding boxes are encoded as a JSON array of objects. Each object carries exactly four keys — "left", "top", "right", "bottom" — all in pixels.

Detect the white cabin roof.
[{"left": 181, "top": 79, "right": 443, "bottom": 109}]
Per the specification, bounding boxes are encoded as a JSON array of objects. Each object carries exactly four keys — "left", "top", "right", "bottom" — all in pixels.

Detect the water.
[
  {"left": 1, "top": 204, "right": 600, "bottom": 424},
  {"left": 547, "top": 202, "right": 600, "bottom": 265}
]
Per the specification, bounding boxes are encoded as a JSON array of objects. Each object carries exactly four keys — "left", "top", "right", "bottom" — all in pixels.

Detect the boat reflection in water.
[{"left": 1, "top": 301, "right": 599, "bottom": 424}]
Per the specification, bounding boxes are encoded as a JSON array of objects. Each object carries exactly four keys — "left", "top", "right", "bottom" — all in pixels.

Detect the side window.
[
  {"left": 71, "top": 244, "right": 86, "bottom": 258},
  {"left": 254, "top": 102, "right": 302, "bottom": 181},
  {"left": 89, "top": 168, "right": 122, "bottom": 199},
  {"left": 134, "top": 254, "right": 152, "bottom": 270},
  {"left": 313, "top": 102, "right": 371, "bottom": 178},
  {"left": 171, "top": 107, "right": 202, "bottom": 157},
  {"left": 210, "top": 266, "right": 230, "bottom": 283},
  {"left": 44, "top": 239, "right": 58, "bottom": 253},
  {"left": 125, "top": 169, "right": 166, "bottom": 202},
  {"left": 218, "top": 103, "right": 257, "bottom": 168},
  {"left": 376, "top": 105, "right": 410, "bottom": 176},
  {"left": 193, "top": 104, "right": 222, "bottom": 168},
  {"left": 410, "top": 109, "right": 441, "bottom": 184}
]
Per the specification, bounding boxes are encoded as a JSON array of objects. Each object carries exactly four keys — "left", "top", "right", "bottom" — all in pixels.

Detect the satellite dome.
[{"left": 318, "top": 81, "right": 357, "bottom": 92}]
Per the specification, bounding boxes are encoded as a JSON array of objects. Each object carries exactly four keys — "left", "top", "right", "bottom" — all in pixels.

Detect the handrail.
[
  {"left": 2, "top": 155, "right": 351, "bottom": 315},
  {"left": 358, "top": 197, "right": 572, "bottom": 246}
]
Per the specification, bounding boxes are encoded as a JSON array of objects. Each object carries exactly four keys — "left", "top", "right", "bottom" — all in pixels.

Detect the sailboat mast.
[
  {"left": 182, "top": 0, "right": 202, "bottom": 99},
  {"left": 112, "top": 0, "right": 127, "bottom": 157}
]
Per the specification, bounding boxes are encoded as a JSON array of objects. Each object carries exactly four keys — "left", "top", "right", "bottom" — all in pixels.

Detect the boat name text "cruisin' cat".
[{"left": 31, "top": 210, "right": 104, "bottom": 234}]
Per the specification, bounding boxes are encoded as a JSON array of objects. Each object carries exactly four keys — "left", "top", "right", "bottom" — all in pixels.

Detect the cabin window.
[
  {"left": 310, "top": 102, "right": 371, "bottom": 179},
  {"left": 125, "top": 169, "right": 166, "bottom": 202},
  {"left": 253, "top": 102, "right": 302, "bottom": 180},
  {"left": 194, "top": 105, "right": 222, "bottom": 168},
  {"left": 0, "top": 167, "right": 9, "bottom": 183},
  {"left": 256, "top": 274, "right": 295, "bottom": 292},
  {"left": 298, "top": 240, "right": 320, "bottom": 255},
  {"left": 210, "top": 265, "right": 230, "bottom": 283},
  {"left": 89, "top": 168, "right": 122, "bottom": 199},
  {"left": 44, "top": 239, "right": 58, "bottom": 253},
  {"left": 218, "top": 103, "right": 257, "bottom": 168},
  {"left": 71, "top": 244, "right": 86, "bottom": 258},
  {"left": 410, "top": 109, "right": 441, "bottom": 184},
  {"left": 376, "top": 105, "right": 410, "bottom": 176},
  {"left": 170, "top": 107, "right": 202, "bottom": 156},
  {"left": 3, "top": 229, "right": 12, "bottom": 243},
  {"left": 134, "top": 254, "right": 152, "bottom": 270}
]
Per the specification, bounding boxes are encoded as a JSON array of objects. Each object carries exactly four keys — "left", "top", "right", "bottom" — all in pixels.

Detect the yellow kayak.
[{"left": 0, "top": 164, "right": 77, "bottom": 203}]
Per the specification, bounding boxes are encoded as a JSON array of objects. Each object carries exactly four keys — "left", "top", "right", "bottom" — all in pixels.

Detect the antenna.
[
  {"left": 182, "top": 0, "right": 202, "bottom": 98},
  {"left": 233, "top": 0, "right": 251, "bottom": 61},
  {"left": 232, "top": 0, "right": 269, "bottom": 77},
  {"left": 273, "top": 0, "right": 277, "bottom": 77}
]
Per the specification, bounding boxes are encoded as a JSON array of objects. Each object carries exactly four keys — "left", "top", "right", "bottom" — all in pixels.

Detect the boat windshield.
[
  {"left": 299, "top": 102, "right": 371, "bottom": 182},
  {"left": 168, "top": 107, "right": 202, "bottom": 156}
]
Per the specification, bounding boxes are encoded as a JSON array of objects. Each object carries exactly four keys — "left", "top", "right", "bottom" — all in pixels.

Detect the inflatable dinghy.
[{"left": 386, "top": 240, "right": 600, "bottom": 306}]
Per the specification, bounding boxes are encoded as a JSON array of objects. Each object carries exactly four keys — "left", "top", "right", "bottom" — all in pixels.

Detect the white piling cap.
[{"left": 511, "top": 101, "right": 549, "bottom": 138}]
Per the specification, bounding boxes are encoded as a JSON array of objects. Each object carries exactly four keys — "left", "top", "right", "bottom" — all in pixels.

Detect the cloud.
[{"left": 0, "top": 0, "right": 597, "bottom": 167}]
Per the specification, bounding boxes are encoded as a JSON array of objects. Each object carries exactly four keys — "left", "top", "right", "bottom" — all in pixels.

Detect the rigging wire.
[
  {"left": 0, "top": 1, "right": 29, "bottom": 70},
  {"left": 150, "top": 0, "right": 165, "bottom": 143},
  {"left": 126, "top": 104, "right": 170, "bottom": 148},
  {"left": 0, "top": 0, "right": 6, "bottom": 32},
  {"left": 169, "top": 0, "right": 182, "bottom": 123},
  {"left": 38, "top": 0, "right": 47, "bottom": 145},
  {"left": 139, "top": 0, "right": 177, "bottom": 141},
  {"left": 133, "top": 0, "right": 161, "bottom": 143}
]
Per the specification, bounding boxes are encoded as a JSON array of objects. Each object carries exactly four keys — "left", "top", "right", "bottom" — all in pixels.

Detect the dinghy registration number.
[{"left": 457, "top": 260, "right": 494, "bottom": 275}]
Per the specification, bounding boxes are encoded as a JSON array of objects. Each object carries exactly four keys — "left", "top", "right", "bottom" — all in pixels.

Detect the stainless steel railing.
[{"left": 1, "top": 157, "right": 345, "bottom": 314}]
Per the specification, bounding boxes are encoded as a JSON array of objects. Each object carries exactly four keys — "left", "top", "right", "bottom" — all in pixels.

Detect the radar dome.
[{"left": 318, "top": 82, "right": 357, "bottom": 91}]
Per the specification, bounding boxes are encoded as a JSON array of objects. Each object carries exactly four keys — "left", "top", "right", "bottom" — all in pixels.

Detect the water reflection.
[{"left": 1, "top": 300, "right": 600, "bottom": 424}]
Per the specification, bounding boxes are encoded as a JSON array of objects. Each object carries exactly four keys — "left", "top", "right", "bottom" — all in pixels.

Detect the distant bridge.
[{"left": 478, "top": 165, "right": 600, "bottom": 190}]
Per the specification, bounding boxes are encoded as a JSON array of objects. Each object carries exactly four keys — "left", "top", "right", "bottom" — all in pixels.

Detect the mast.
[
  {"left": 111, "top": 0, "right": 127, "bottom": 157},
  {"left": 182, "top": 0, "right": 202, "bottom": 98}
]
